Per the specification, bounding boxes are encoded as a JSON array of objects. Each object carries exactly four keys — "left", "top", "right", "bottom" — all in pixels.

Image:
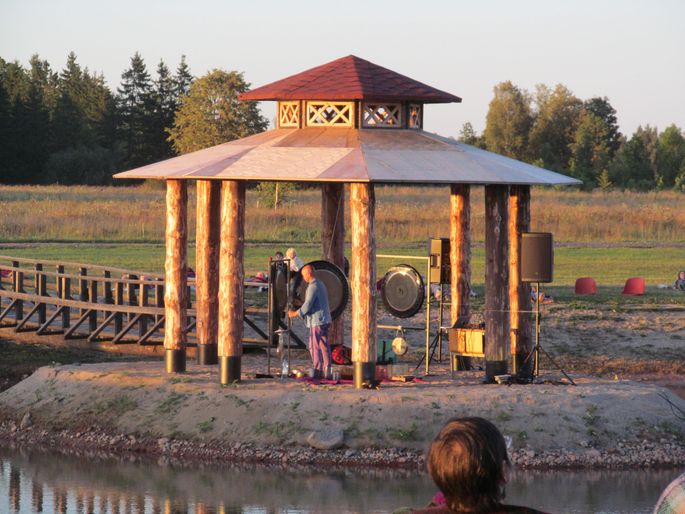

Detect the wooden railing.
[{"left": 0, "top": 255, "right": 287, "bottom": 348}]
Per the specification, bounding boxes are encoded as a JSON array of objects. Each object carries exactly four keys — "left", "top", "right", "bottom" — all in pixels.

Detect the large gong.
[
  {"left": 290, "top": 260, "right": 349, "bottom": 320},
  {"left": 269, "top": 262, "right": 289, "bottom": 335},
  {"left": 381, "top": 264, "right": 425, "bottom": 318}
]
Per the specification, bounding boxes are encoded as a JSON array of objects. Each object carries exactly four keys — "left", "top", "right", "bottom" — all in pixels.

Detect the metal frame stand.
[
  {"left": 531, "top": 282, "right": 576, "bottom": 385},
  {"left": 377, "top": 254, "right": 434, "bottom": 375}
]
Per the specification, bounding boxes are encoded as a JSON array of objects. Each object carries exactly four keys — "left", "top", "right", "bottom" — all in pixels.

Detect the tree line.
[
  {"left": 0, "top": 52, "right": 267, "bottom": 185},
  {"left": 460, "top": 82, "right": 685, "bottom": 191},
  {"left": 2, "top": 53, "right": 684, "bottom": 192}
]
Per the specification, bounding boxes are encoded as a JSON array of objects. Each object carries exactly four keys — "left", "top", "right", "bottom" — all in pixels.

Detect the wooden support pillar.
[
  {"left": 484, "top": 185, "right": 510, "bottom": 381},
  {"left": 321, "top": 183, "right": 345, "bottom": 347},
  {"left": 196, "top": 180, "right": 221, "bottom": 365},
  {"left": 449, "top": 184, "right": 472, "bottom": 370},
  {"left": 163, "top": 179, "right": 188, "bottom": 373},
  {"left": 509, "top": 185, "right": 533, "bottom": 379},
  {"left": 218, "top": 180, "right": 245, "bottom": 384},
  {"left": 350, "top": 183, "right": 376, "bottom": 389}
]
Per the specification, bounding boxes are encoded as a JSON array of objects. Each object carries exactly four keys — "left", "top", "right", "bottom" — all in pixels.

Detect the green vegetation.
[
  {"left": 95, "top": 394, "right": 138, "bottom": 416},
  {"left": 156, "top": 392, "right": 187, "bottom": 415},
  {"left": 474, "top": 82, "right": 685, "bottom": 191}
]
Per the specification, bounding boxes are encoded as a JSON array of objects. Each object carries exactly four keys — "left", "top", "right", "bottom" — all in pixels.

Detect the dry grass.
[{"left": 0, "top": 185, "right": 683, "bottom": 244}]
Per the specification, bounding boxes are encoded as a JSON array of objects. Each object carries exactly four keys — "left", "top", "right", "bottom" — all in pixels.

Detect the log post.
[
  {"left": 138, "top": 278, "right": 149, "bottom": 337},
  {"left": 61, "top": 277, "right": 71, "bottom": 329},
  {"left": 449, "top": 184, "right": 472, "bottom": 370},
  {"left": 88, "top": 279, "right": 98, "bottom": 333},
  {"left": 484, "top": 185, "right": 510, "bottom": 381},
  {"left": 218, "top": 180, "right": 245, "bottom": 384},
  {"left": 509, "top": 185, "right": 533, "bottom": 379},
  {"left": 321, "top": 183, "right": 345, "bottom": 347},
  {"left": 114, "top": 281, "right": 123, "bottom": 334},
  {"left": 350, "top": 183, "right": 376, "bottom": 389},
  {"left": 12, "top": 261, "right": 23, "bottom": 322},
  {"left": 195, "top": 180, "right": 221, "bottom": 365},
  {"left": 35, "top": 263, "right": 47, "bottom": 325},
  {"left": 164, "top": 180, "right": 188, "bottom": 373},
  {"left": 104, "top": 271, "right": 113, "bottom": 304}
]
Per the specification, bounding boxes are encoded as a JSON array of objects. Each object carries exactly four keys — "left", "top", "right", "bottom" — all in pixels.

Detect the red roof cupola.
[
  {"left": 239, "top": 55, "right": 461, "bottom": 130},
  {"left": 239, "top": 55, "right": 461, "bottom": 103}
]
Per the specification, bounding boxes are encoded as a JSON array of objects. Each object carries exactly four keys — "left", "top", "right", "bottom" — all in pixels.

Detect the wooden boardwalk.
[{"left": 0, "top": 255, "right": 302, "bottom": 349}]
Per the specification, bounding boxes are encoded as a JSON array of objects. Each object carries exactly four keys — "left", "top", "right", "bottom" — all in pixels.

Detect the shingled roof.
[{"left": 239, "top": 55, "right": 462, "bottom": 103}]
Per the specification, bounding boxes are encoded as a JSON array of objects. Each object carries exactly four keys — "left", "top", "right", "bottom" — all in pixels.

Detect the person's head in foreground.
[{"left": 428, "top": 417, "right": 511, "bottom": 513}]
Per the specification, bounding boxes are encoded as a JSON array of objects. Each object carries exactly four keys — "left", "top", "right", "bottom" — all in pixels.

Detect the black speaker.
[
  {"left": 521, "top": 232, "right": 553, "bottom": 283},
  {"left": 428, "top": 238, "right": 450, "bottom": 284}
]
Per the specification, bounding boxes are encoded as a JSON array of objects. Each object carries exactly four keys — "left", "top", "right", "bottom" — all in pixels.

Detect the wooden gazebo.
[{"left": 115, "top": 55, "right": 580, "bottom": 387}]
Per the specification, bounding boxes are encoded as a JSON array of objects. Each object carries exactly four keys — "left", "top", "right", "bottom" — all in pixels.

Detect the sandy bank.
[{"left": 0, "top": 358, "right": 682, "bottom": 469}]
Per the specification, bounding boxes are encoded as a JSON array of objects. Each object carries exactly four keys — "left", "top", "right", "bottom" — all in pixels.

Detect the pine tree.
[
  {"left": 174, "top": 55, "right": 193, "bottom": 99},
  {"left": 150, "top": 59, "right": 177, "bottom": 160},
  {"left": 117, "top": 52, "right": 154, "bottom": 168}
]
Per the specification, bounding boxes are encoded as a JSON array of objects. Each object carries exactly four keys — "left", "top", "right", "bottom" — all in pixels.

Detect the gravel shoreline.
[{"left": 1, "top": 416, "right": 682, "bottom": 471}]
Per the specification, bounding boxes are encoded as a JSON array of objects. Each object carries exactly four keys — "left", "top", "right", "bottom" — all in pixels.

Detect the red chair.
[
  {"left": 575, "top": 277, "right": 597, "bottom": 295},
  {"left": 622, "top": 277, "right": 645, "bottom": 295}
]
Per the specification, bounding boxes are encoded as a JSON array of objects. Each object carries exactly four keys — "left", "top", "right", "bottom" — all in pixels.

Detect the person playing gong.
[{"left": 288, "top": 264, "right": 332, "bottom": 378}]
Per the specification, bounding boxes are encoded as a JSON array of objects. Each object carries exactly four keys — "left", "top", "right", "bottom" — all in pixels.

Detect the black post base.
[
  {"left": 353, "top": 361, "right": 376, "bottom": 389},
  {"left": 220, "top": 356, "right": 241, "bottom": 385},
  {"left": 165, "top": 349, "right": 186, "bottom": 373},
  {"left": 197, "top": 343, "right": 218, "bottom": 365},
  {"left": 484, "top": 360, "right": 508, "bottom": 383},
  {"left": 514, "top": 353, "right": 533, "bottom": 382}
]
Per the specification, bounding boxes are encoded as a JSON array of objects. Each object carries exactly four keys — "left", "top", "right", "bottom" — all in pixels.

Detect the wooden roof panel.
[{"left": 114, "top": 127, "right": 581, "bottom": 186}]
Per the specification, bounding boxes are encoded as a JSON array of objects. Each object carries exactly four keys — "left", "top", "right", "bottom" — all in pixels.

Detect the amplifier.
[{"left": 428, "top": 237, "right": 450, "bottom": 284}]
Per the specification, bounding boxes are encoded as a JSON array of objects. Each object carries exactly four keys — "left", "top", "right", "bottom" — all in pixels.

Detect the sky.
[{"left": 1, "top": 0, "right": 684, "bottom": 139}]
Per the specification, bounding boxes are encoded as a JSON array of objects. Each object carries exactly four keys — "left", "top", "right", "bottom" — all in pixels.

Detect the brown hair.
[{"left": 427, "top": 417, "right": 509, "bottom": 513}]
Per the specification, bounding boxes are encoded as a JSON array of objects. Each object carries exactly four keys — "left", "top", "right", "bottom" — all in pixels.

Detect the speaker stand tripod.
[{"left": 532, "top": 282, "right": 576, "bottom": 386}]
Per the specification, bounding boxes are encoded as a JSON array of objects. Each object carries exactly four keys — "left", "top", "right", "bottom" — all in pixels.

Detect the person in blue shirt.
[{"left": 288, "top": 265, "right": 332, "bottom": 378}]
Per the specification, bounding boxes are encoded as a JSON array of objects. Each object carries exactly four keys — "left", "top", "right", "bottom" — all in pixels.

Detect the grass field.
[
  {"left": 1, "top": 184, "right": 683, "bottom": 298},
  {"left": 2, "top": 243, "right": 683, "bottom": 289},
  {"left": 1, "top": 184, "right": 684, "bottom": 244}
]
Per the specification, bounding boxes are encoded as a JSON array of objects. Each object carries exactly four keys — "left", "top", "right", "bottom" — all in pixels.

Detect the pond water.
[{"left": 0, "top": 447, "right": 676, "bottom": 514}]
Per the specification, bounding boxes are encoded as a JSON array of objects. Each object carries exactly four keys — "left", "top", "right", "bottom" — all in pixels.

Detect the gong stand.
[
  {"left": 266, "top": 258, "right": 292, "bottom": 377},
  {"left": 377, "top": 254, "right": 434, "bottom": 375}
]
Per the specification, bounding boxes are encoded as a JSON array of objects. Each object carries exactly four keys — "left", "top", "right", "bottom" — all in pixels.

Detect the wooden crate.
[{"left": 448, "top": 328, "right": 485, "bottom": 357}]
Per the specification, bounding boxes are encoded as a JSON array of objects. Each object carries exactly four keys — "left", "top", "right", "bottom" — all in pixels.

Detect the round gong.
[
  {"left": 269, "top": 264, "right": 288, "bottom": 337},
  {"left": 270, "top": 264, "right": 288, "bottom": 314},
  {"left": 381, "top": 264, "right": 425, "bottom": 318},
  {"left": 291, "top": 260, "right": 349, "bottom": 320}
]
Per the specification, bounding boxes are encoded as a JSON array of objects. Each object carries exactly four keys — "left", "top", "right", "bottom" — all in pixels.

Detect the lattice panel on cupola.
[
  {"left": 306, "top": 102, "right": 354, "bottom": 127},
  {"left": 279, "top": 101, "right": 300, "bottom": 127},
  {"left": 408, "top": 104, "right": 422, "bottom": 129},
  {"left": 362, "top": 103, "right": 402, "bottom": 128}
]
